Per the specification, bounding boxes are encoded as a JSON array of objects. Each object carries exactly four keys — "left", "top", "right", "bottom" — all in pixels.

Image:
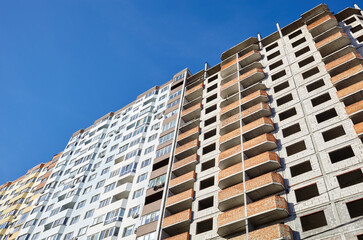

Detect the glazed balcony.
[
  {"left": 325, "top": 52, "right": 362, "bottom": 72},
  {"left": 172, "top": 154, "right": 198, "bottom": 176},
  {"left": 220, "top": 99, "right": 240, "bottom": 120},
  {"left": 315, "top": 30, "right": 350, "bottom": 57},
  {"left": 221, "top": 77, "right": 239, "bottom": 99},
  {"left": 241, "top": 102, "right": 271, "bottom": 124},
  {"left": 242, "top": 117, "right": 275, "bottom": 140},
  {"left": 177, "top": 126, "right": 200, "bottom": 145},
  {"left": 218, "top": 162, "right": 243, "bottom": 189},
  {"left": 307, "top": 14, "right": 338, "bottom": 37},
  {"left": 221, "top": 57, "right": 238, "bottom": 78},
  {"left": 175, "top": 139, "right": 199, "bottom": 159},
  {"left": 230, "top": 224, "right": 293, "bottom": 240},
  {"left": 218, "top": 144, "right": 242, "bottom": 170},
  {"left": 336, "top": 80, "right": 363, "bottom": 101},
  {"left": 245, "top": 152, "right": 280, "bottom": 178},
  {"left": 185, "top": 83, "right": 203, "bottom": 102},
  {"left": 219, "top": 128, "right": 241, "bottom": 151},
  {"left": 220, "top": 114, "right": 241, "bottom": 135},
  {"left": 345, "top": 100, "right": 363, "bottom": 118},
  {"left": 169, "top": 171, "right": 195, "bottom": 194},
  {"left": 166, "top": 189, "right": 194, "bottom": 213},
  {"left": 354, "top": 122, "right": 363, "bottom": 137},
  {"left": 243, "top": 133, "right": 277, "bottom": 157},
  {"left": 162, "top": 209, "right": 192, "bottom": 235},
  {"left": 330, "top": 64, "right": 363, "bottom": 87},
  {"left": 217, "top": 196, "right": 288, "bottom": 237},
  {"left": 181, "top": 103, "right": 202, "bottom": 122},
  {"left": 238, "top": 50, "right": 261, "bottom": 68},
  {"left": 239, "top": 68, "right": 265, "bottom": 88},
  {"left": 240, "top": 90, "right": 269, "bottom": 110},
  {"left": 164, "top": 232, "right": 190, "bottom": 240},
  {"left": 218, "top": 172, "right": 284, "bottom": 211}
]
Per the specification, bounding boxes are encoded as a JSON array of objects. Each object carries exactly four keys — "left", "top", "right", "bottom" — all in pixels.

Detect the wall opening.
[
  {"left": 346, "top": 198, "right": 363, "bottom": 218},
  {"left": 282, "top": 123, "right": 301, "bottom": 137},
  {"left": 295, "top": 183, "right": 319, "bottom": 202},
  {"left": 300, "top": 211, "right": 328, "bottom": 231},
  {"left": 316, "top": 108, "right": 338, "bottom": 123},
  {"left": 329, "top": 146, "right": 355, "bottom": 163},
  {"left": 290, "top": 160, "right": 312, "bottom": 177},
  {"left": 322, "top": 126, "right": 345, "bottom": 142},
  {"left": 200, "top": 177, "right": 214, "bottom": 190},
  {"left": 198, "top": 196, "right": 214, "bottom": 211},
  {"left": 286, "top": 140, "right": 306, "bottom": 156},
  {"left": 337, "top": 169, "right": 363, "bottom": 189},
  {"left": 196, "top": 218, "right": 213, "bottom": 234}
]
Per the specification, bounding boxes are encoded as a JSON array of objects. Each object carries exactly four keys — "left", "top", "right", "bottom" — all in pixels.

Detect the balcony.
[
  {"left": 239, "top": 68, "right": 265, "bottom": 88},
  {"left": 354, "top": 122, "right": 363, "bottom": 137},
  {"left": 245, "top": 152, "right": 280, "bottom": 178},
  {"left": 345, "top": 100, "right": 363, "bottom": 118},
  {"left": 220, "top": 99, "right": 240, "bottom": 120},
  {"left": 181, "top": 103, "right": 202, "bottom": 122},
  {"left": 330, "top": 64, "right": 363, "bottom": 87},
  {"left": 169, "top": 171, "right": 195, "bottom": 194},
  {"left": 230, "top": 224, "right": 293, "bottom": 240},
  {"left": 218, "top": 145, "right": 242, "bottom": 170},
  {"left": 241, "top": 102, "right": 271, "bottom": 124},
  {"left": 336, "top": 80, "right": 363, "bottom": 101},
  {"left": 185, "top": 83, "right": 203, "bottom": 102},
  {"left": 175, "top": 139, "right": 199, "bottom": 159},
  {"left": 183, "top": 96, "right": 202, "bottom": 110},
  {"left": 325, "top": 52, "right": 362, "bottom": 72},
  {"left": 307, "top": 14, "right": 338, "bottom": 37},
  {"left": 221, "top": 58, "right": 238, "bottom": 78},
  {"left": 219, "top": 128, "right": 241, "bottom": 151},
  {"left": 172, "top": 154, "right": 198, "bottom": 176},
  {"left": 218, "top": 163, "right": 243, "bottom": 189},
  {"left": 179, "top": 118, "right": 200, "bottom": 133},
  {"left": 162, "top": 209, "right": 192, "bottom": 235},
  {"left": 164, "top": 232, "right": 190, "bottom": 240},
  {"left": 221, "top": 77, "right": 239, "bottom": 99},
  {"left": 238, "top": 50, "right": 261, "bottom": 68},
  {"left": 315, "top": 30, "right": 350, "bottom": 57},
  {"left": 241, "top": 82, "right": 267, "bottom": 98},
  {"left": 177, "top": 126, "right": 200, "bottom": 145},
  {"left": 243, "top": 133, "right": 277, "bottom": 157},
  {"left": 166, "top": 189, "right": 194, "bottom": 213},
  {"left": 240, "top": 90, "right": 269, "bottom": 109},
  {"left": 220, "top": 114, "right": 241, "bottom": 135},
  {"left": 218, "top": 182, "right": 245, "bottom": 211},
  {"left": 242, "top": 117, "right": 275, "bottom": 140},
  {"left": 217, "top": 196, "right": 288, "bottom": 237}
]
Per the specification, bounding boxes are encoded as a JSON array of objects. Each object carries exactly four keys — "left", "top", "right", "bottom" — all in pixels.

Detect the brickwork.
[
  {"left": 243, "top": 133, "right": 276, "bottom": 150},
  {"left": 169, "top": 171, "right": 195, "bottom": 188},
  {"left": 325, "top": 52, "right": 361, "bottom": 71},
  {"left": 331, "top": 64, "right": 363, "bottom": 84},
  {"left": 230, "top": 224, "right": 293, "bottom": 240},
  {"left": 336, "top": 80, "right": 363, "bottom": 98},
  {"left": 177, "top": 126, "right": 200, "bottom": 142},
  {"left": 244, "top": 151, "right": 280, "bottom": 170},
  {"left": 175, "top": 139, "right": 199, "bottom": 155},
  {"left": 307, "top": 14, "right": 336, "bottom": 30},
  {"left": 172, "top": 154, "right": 198, "bottom": 171},
  {"left": 315, "top": 31, "right": 348, "bottom": 49},
  {"left": 241, "top": 102, "right": 271, "bottom": 118},
  {"left": 166, "top": 189, "right": 194, "bottom": 207},
  {"left": 243, "top": 117, "right": 274, "bottom": 133},
  {"left": 162, "top": 209, "right": 192, "bottom": 228}
]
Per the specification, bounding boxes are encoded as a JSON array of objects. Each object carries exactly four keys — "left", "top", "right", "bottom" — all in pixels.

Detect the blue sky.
[{"left": 0, "top": 0, "right": 354, "bottom": 183}]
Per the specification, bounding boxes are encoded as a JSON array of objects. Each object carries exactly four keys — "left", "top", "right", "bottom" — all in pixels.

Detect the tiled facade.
[{"left": 1, "top": 3, "right": 363, "bottom": 240}]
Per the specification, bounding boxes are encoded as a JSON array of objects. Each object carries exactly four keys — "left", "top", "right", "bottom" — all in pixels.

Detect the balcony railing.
[
  {"left": 243, "top": 133, "right": 277, "bottom": 157},
  {"left": 243, "top": 117, "right": 274, "bottom": 140},
  {"left": 315, "top": 30, "right": 350, "bottom": 57},
  {"left": 325, "top": 52, "right": 362, "bottom": 72},
  {"left": 245, "top": 152, "right": 280, "bottom": 178},
  {"left": 354, "top": 122, "right": 363, "bottom": 137},
  {"left": 240, "top": 68, "right": 265, "bottom": 88},
  {"left": 229, "top": 224, "right": 293, "bottom": 240},
  {"left": 218, "top": 162, "right": 243, "bottom": 189},
  {"left": 169, "top": 171, "right": 195, "bottom": 194},
  {"left": 221, "top": 77, "right": 239, "bottom": 99},
  {"left": 172, "top": 154, "right": 198, "bottom": 176},
  {"left": 330, "top": 64, "right": 363, "bottom": 86},
  {"left": 185, "top": 83, "right": 204, "bottom": 102},
  {"left": 177, "top": 126, "right": 200, "bottom": 145},
  {"left": 307, "top": 14, "right": 338, "bottom": 36},
  {"left": 181, "top": 103, "right": 202, "bottom": 122},
  {"left": 166, "top": 189, "right": 194, "bottom": 213},
  {"left": 162, "top": 209, "right": 192, "bottom": 235},
  {"left": 164, "top": 232, "right": 190, "bottom": 240},
  {"left": 241, "top": 102, "right": 271, "bottom": 124},
  {"left": 218, "top": 144, "right": 242, "bottom": 169},
  {"left": 238, "top": 50, "right": 261, "bottom": 68},
  {"left": 336, "top": 80, "right": 363, "bottom": 100},
  {"left": 175, "top": 139, "right": 199, "bottom": 159},
  {"left": 240, "top": 90, "right": 269, "bottom": 109},
  {"left": 219, "top": 128, "right": 241, "bottom": 151}
]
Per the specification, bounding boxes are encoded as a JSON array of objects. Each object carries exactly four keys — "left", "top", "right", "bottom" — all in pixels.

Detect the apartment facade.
[{"left": 1, "top": 3, "right": 363, "bottom": 240}]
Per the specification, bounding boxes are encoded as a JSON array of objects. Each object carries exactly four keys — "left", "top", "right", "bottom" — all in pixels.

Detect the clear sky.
[{"left": 0, "top": 0, "right": 355, "bottom": 184}]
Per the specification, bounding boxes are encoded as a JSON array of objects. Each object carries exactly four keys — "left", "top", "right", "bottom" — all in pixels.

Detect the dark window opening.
[
  {"left": 298, "top": 56, "right": 315, "bottom": 68},
  {"left": 204, "top": 129, "right": 216, "bottom": 140},
  {"left": 269, "top": 60, "right": 283, "bottom": 70},
  {"left": 205, "top": 116, "right": 216, "bottom": 127},
  {"left": 329, "top": 146, "right": 355, "bottom": 164},
  {"left": 207, "top": 84, "right": 217, "bottom": 93},
  {"left": 358, "top": 234, "right": 363, "bottom": 240},
  {"left": 276, "top": 93, "right": 293, "bottom": 106},
  {"left": 267, "top": 51, "right": 280, "bottom": 61},
  {"left": 300, "top": 211, "right": 328, "bottom": 231},
  {"left": 205, "top": 105, "right": 217, "bottom": 114},
  {"left": 337, "top": 169, "right": 363, "bottom": 188},
  {"left": 295, "top": 46, "right": 310, "bottom": 58},
  {"left": 266, "top": 42, "right": 278, "bottom": 52},
  {"left": 286, "top": 141, "right": 306, "bottom": 156},
  {"left": 357, "top": 35, "right": 363, "bottom": 43},
  {"left": 289, "top": 29, "right": 302, "bottom": 39},
  {"left": 282, "top": 123, "right": 301, "bottom": 137},
  {"left": 203, "top": 143, "right": 216, "bottom": 155},
  {"left": 279, "top": 107, "right": 297, "bottom": 121},
  {"left": 208, "top": 75, "right": 218, "bottom": 84},
  {"left": 206, "top": 94, "right": 217, "bottom": 103},
  {"left": 302, "top": 67, "right": 319, "bottom": 79},
  {"left": 311, "top": 93, "right": 331, "bottom": 107},
  {"left": 274, "top": 81, "right": 289, "bottom": 93},
  {"left": 196, "top": 218, "right": 213, "bottom": 234},
  {"left": 292, "top": 37, "right": 306, "bottom": 48},
  {"left": 153, "top": 158, "right": 169, "bottom": 171},
  {"left": 201, "top": 159, "right": 215, "bottom": 171},
  {"left": 144, "top": 191, "right": 163, "bottom": 205},
  {"left": 198, "top": 197, "right": 214, "bottom": 211},
  {"left": 290, "top": 161, "right": 312, "bottom": 177},
  {"left": 200, "top": 177, "right": 214, "bottom": 190},
  {"left": 322, "top": 126, "right": 346, "bottom": 142},
  {"left": 272, "top": 70, "right": 286, "bottom": 81},
  {"left": 295, "top": 184, "right": 319, "bottom": 202},
  {"left": 351, "top": 24, "right": 363, "bottom": 34},
  {"left": 346, "top": 198, "right": 363, "bottom": 218},
  {"left": 306, "top": 79, "right": 324, "bottom": 92},
  {"left": 344, "top": 17, "right": 356, "bottom": 25},
  {"left": 316, "top": 108, "right": 337, "bottom": 123}
]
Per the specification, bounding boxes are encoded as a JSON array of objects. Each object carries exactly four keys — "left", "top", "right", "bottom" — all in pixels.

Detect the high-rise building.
[{"left": 1, "top": 3, "right": 363, "bottom": 240}]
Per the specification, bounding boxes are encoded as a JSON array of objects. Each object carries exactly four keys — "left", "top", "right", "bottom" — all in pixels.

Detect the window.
[
  {"left": 166, "top": 99, "right": 180, "bottom": 108},
  {"left": 198, "top": 196, "right": 214, "bottom": 211},
  {"left": 203, "top": 143, "right": 216, "bottom": 155},
  {"left": 148, "top": 134, "right": 158, "bottom": 142},
  {"left": 205, "top": 105, "right": 217, "bottom": 114},
  {"left": 300, "top": 211, "right": 327, "bottom": 231},
  {"left": 137, "top": 173, "right": 148, "bottom": 183},
  {"left": 282, "top": 123, "right": 301, "bottom": 137},
  {"left": 141, "top": 159, "right": 151, "bottom": 168},
  {"left": 110, "top": 144, "right": 118, "bottom": 151},
  {"left": 200, "top": 177, "right": 214, "bottom": 190},
  {"left": 205, "top": 116, "right": 216, "bottom": 127},
  {"left": 298, "top": 56, "right": 314, "bottom": 68},
  {"left": 289, "top": 29, "right": 302, "bottom": 39},
  {"left": 274, "top": 81, "right": 289, "bottom": 93},
  {"left": 337, "top": 169, "right": 363, "bottom": 189},
  {"left": 78, "top": 226, "right": 88, "bottom": 236},
  {"left": 295, "top": 46, "right": 310, "bottom": 57},
  {"left": 204, "top": 129, "right": 216, "bottom": 140},
  {"left": 201, "top": 159, "right": 215, "bottom": 171},
  {"left": 133, "top": 188, "right": 144, "bottom": 199},
  {"left": 140, "top": 211, "right": 160, "bottom": 226},
  {"left": 279, "top": 107, "right": 297, "bottom": 121},
  {"left": 144, "top": 146, "right": 155, "bottom": 154},
  {"left": 295, "top": 184, "right": 319, "bottom": 202},
  {"left": 290, "top": 161, "right": 312, "bottom": 177},
  {"left": 159, "top": 132, "right": 174, "bottom": 144},
  {"left": 84, "top": 209, "right": 94, "bottom": 219},
  {"left": 156, "top": 144, "right": 172, "bottom": 158},
  {"left": 207, "top": 84, "right": 217, "bottom": 92},
  {"left": 196, "top": 218, "right": 213, "bottom": 234},
  {"left": 316, "top": 108, "right": 337, "bottom": 123},
  {"left": 271, "top": 70, "right": 286, "bottom": 81},
  {"left": 101, "top": 167, "right": 110, "bottom": 176},
  {"left": 162, "top": 119, "right": 177, "bottom": 131},
  {"left": 206, "top": 93, "right": 217, "bottom": 103},
  {"left": 169, "top": 90, "right": 182, "bottom": 99},
  {"left": 302, "top": 67, "right": 319, "bottom": 79},
  {"left": 99, "top": 198, "right": 111, "bottom": 208},
  {"left": 276, "top": 93, "right": 293, "bottom": 106},
  {"left": 267, "top": 51, "right": 280, "bottom": 61},
  {"left": 346, "top": 198, "right": 363, "bottom": 218},
  {"left": 104, "top": 182, "right": 116, "bottom": 193},
  {"left": 125, "top": 149, "right": 141, "bottom": 160},
  {"left": 77, "top": 200, "right": 86, "bottom": 209},
  {"left": 122, "top": 225, "right": 134, "bottom": 237},
  {"left": 306, "top": 79, "right": 324, "bottom": 92},
  {"left": 63, "top": 232, "right": 73, "bottom": 240},
  {"left": 128, "top": 205, "right": 140, "bottom": 217},
  {"left": 266, "top": 42, "right": 278, "bottom": 52},
  {"left": 329, "top": 146, "right": 355, "bottom": 163},
  {"left": 137, "top": 232, "right": 156, "bottom": 240},
  {"left": 286, "top": 141, "right": 306, "bottom": 156},
  {"left": 70, "top": 215, "right": 80, "bottom": 225},
  {"left": 292, "top": 37, "right": 306, "bottom": 48},
  {"left": 149, "top": 175, "right": 166, "bottom": 188},
  {"left": 269, "top": 59, "right": 283, "bottom": 70},
  {"left": 90, "top": 194, "right": 100, "bottom": 203},
  {"left": 311, "top": 93, "right": 331, "bottom": 107},
  {"left": 83, "top": 186, "right": 91, "bottom": 195},
  {"left": 322, "top": 126, "right": 345, "bottom": 142}
]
